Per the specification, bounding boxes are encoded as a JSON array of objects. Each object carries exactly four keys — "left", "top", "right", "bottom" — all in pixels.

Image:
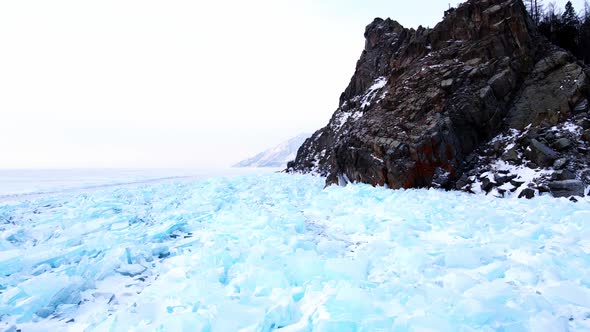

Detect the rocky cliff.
[{"left": 287, "top": 0, "right": 590, "bottom": 199}]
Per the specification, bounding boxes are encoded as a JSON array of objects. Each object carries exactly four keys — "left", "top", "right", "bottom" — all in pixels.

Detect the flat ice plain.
[{"left": 1, "top": 173, "right": 590, "bottom": 331}]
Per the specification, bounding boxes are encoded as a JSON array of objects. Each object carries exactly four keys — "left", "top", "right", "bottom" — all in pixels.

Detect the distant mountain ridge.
[{"left": 234, "top": 133, "right": 310, "bottom": 168}]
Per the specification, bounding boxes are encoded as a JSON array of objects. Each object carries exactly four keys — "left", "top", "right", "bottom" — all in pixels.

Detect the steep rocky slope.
[{"left": 287, "top": 0, "right": 590, "bottom": 198}]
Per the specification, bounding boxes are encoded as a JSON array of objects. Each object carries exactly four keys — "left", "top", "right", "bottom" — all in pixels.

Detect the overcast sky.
[{"left": 0, "top": 0, "right": 585, "bottom": 169}]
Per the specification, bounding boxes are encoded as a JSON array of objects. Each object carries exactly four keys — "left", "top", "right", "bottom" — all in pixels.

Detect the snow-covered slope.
[
  {"left": 234, "top": 133, "right": 310, "bottom": 168},
  {"left": 1, "top": 173, "right": 590, "bottom": 331}
]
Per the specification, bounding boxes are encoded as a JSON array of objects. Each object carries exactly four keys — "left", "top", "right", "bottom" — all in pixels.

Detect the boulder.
[
  {"left": 488, "top": 70, "right": 515, "bottom": 99},
  {"left": 551, "top": 169, "right": 576, "bottom": 181},
  {"left": 441, "top": 79, "right": 454, "bottom": 90},
  {"left": 481, "top": 178, "right": 496, "bottom": 192},
  {"left": 519, "top": 188, "right": 535, "bottom": 199},
  {"left": 553, "top": 158, "right": 568, "bottom": 169},
  {"left": 454, "top": 173, "right": 472, "bottom": 190},
  {"left": 553, "top": 138, "right": 571, "bottom": 150},
  {"left": 524, "top": 139, "right": 559, "bottom": 167},
  {"left": 548, "top": 180, "right": 586, "bottom": 197},
  {"left": 494, "top": 173, "right": 517, "bottom": 186},
  {"left": 501, "top": 147, "right": 520, "bottom": 163}
]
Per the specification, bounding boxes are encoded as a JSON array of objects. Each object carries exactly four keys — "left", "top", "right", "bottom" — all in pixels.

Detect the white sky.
[{"left": 0, "top": 0, "right": 585, "bottom": 169}]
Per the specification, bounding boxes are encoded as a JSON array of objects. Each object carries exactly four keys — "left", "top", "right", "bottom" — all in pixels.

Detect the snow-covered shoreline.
[{"left": 1, "top": 173, "right": 590, "bottom": 331}]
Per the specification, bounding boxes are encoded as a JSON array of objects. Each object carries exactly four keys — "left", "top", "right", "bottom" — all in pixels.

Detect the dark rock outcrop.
[
  {"left": 288, "top": 0, "right": 590, "bottom": 198},
  {"left": 524, "top": 139, "right": 558, "bottom": 167},
  {"left": 548, "top": 180, "right": 586, "bottom": 197},
  {"left": 519, "top": 188, "right": 535, "bottom": 199}
]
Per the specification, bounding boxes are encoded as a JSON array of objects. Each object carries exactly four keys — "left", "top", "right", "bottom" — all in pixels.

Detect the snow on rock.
[
  {"left": 330, "top": 77, "right": 388, "bottom": 132},
  {"left": 471, "top": 159, "right": 554, "bottom": 197},
  {"left": 332, "top": 110, "right": 364, "bottom": 131},
  {"left": 234, "top": 133, "right": 311, "bottom": 168},
  {"left": 559, "top": 121, "right": 583, "bottom": 136},
  {"left": 360, "top": 76, "right": 387, "bottom": 109},
  {"left": 1, "top": 173, "right": 590, "bottom": 331},
  {"left": 456, "top": 118, "right": 590, "bottom": 199}
]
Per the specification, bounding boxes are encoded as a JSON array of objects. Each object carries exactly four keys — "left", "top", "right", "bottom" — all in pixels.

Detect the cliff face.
[{"left": 288, "top": 0, "right": 590, "bottom": 198}]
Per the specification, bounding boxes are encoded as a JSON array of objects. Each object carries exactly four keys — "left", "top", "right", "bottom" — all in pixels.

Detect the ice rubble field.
[{"left": 1, "top": 174, "right": 590, "bottom": 331}]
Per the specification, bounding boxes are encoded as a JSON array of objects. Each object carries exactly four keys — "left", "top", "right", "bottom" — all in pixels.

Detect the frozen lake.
[
  {"left": 0, "top": 168, "right": 279, "bottom": 198},
  {"left": 1, "top": 172, "right": 590, "bottom": 331}
]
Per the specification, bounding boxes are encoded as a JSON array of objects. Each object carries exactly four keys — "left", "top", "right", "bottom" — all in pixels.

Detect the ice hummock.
[{"left": 1, "top": 173, "right": 590, "bottom": 331}]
